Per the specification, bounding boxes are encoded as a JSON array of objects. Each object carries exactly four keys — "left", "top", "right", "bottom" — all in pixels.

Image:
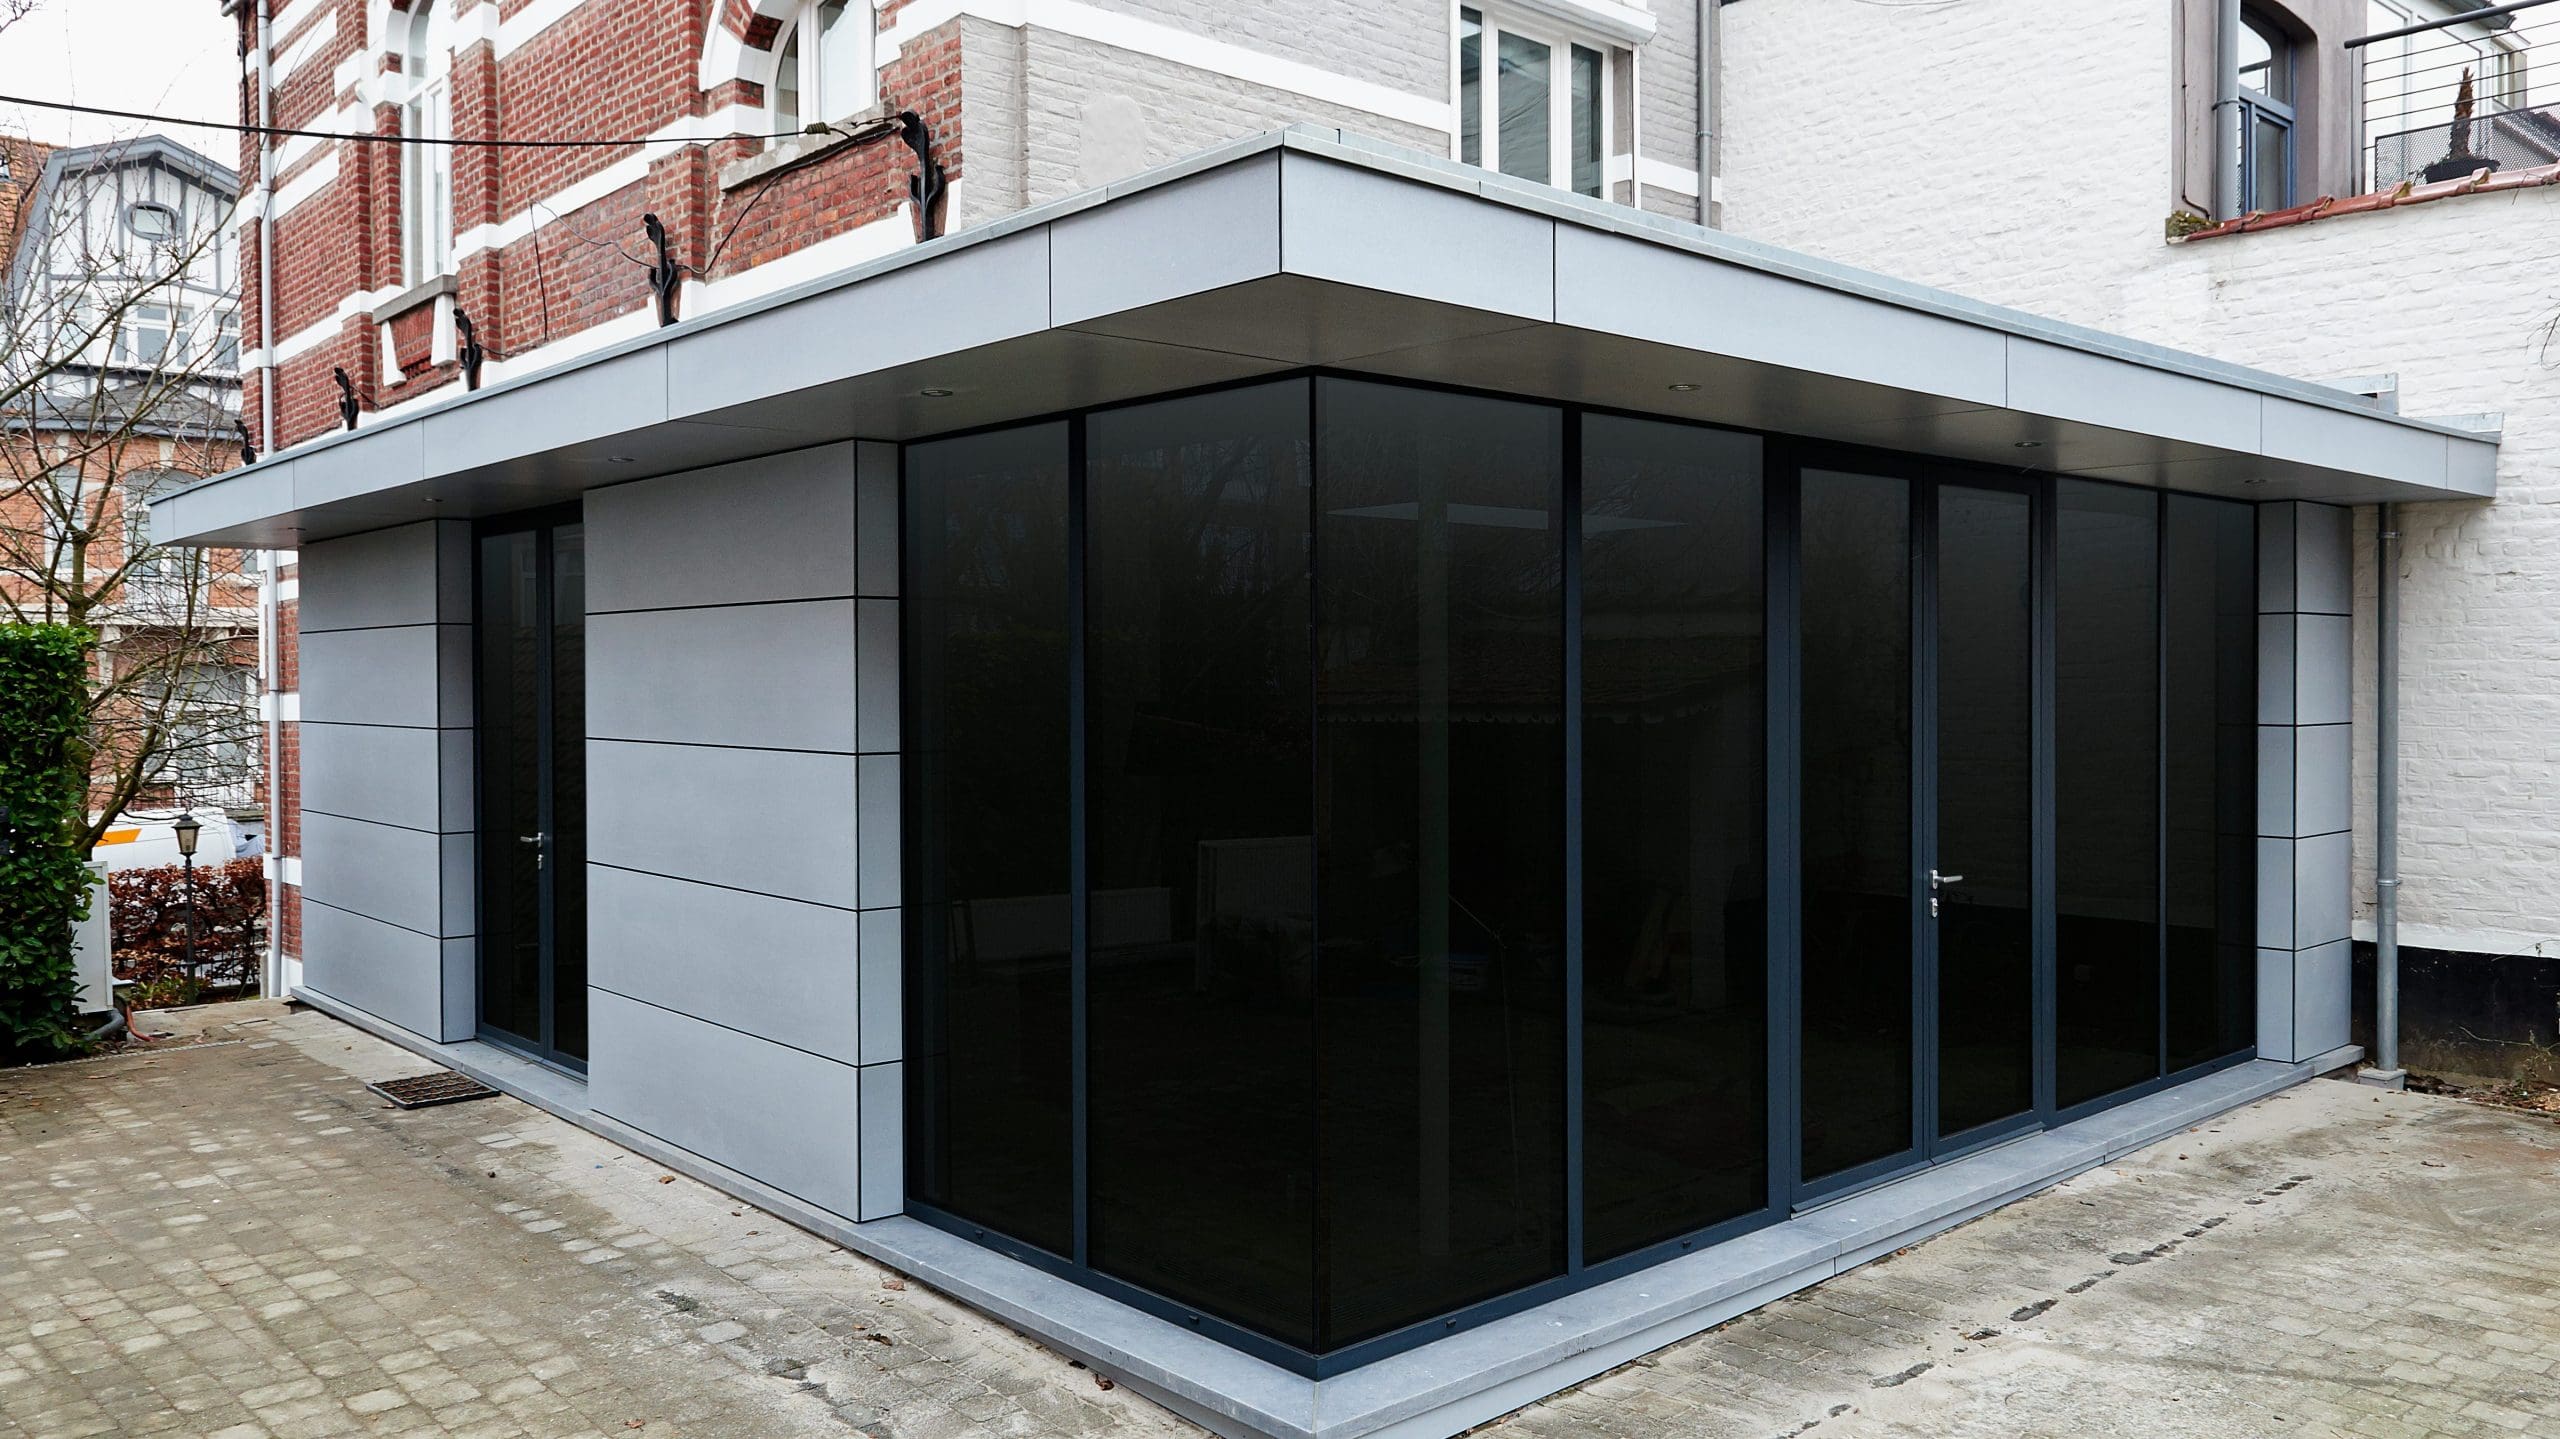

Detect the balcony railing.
[{"left": 2355, "top": 0, "right": 2560, "bottom": 191}]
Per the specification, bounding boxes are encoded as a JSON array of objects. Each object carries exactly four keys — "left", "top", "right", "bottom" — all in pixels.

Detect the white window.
[
  {"left": 768, "top": 0, "right": 875, "bottom": 144},
  {"left": 116, "top": 302, "right": 177, "bottom": 366},
  {"left": 211, "top": 309, "right": 240, "bottom": 370},
  {"left": 402, "top": 0, "right": 455, "bottom": 286},
  {"left": 125, "top": 201, "right": 182, "bottom": 245},
  {"left": 1457, "top": 5, "right": 1609, "bottom": 198}
]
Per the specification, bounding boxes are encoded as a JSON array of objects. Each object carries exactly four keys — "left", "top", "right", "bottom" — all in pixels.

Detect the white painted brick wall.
[{"left": 1717, "top": 0, "right": 2560, "bottom": 960}]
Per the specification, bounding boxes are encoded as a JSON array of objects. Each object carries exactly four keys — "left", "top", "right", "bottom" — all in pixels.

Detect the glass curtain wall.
[{"left": 904, "top": 375, "right": 2254, "bottom": 1369}]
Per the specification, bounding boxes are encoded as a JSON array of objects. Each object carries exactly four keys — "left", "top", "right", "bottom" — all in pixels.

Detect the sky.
[{"left": 0, "top": 0, "right": 238, "bottom": 160}]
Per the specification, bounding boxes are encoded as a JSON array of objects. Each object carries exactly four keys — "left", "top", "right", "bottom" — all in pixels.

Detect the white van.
[{"left": 88, "top": 808, "right": 238, "bottom": 872}]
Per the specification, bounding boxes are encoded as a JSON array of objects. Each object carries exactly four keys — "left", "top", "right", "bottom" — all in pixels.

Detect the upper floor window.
[
  {"left": 769, "top": 0, "right": 874, "bottom": 143},
  {"left": 1458, "top": 6, "right": 1608, "bottom": 198},
  {"left": 2237, "top": 7, "right": 2297, "bottom": 210},
  {"left": 115, "top": 302, "right": 178, "bottom": 367},
  {"left": 403, "top": 0, "right": 456, "bottom": 287},
  {"left": 124, "top": 201, "right": 182, "bottom": 246}
]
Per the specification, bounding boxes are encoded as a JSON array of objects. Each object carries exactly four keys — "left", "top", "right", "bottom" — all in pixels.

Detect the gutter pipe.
[
  {"left": 2213, "top": 0, "right": 2244, "bottom": 219},
  {"left": 1696, "top": 0, "right": 1715, "bottom": 226},
  {"left": 254, "top": 0, "right": 284, "bottom": 999},
  {"left": 2372, "top": 505, "right": 2404, "bottom": 1085}
]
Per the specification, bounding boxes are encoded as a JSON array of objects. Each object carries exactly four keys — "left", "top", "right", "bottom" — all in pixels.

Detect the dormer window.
[
  {"left": 124, "top": 201, "right": 181, "bottom": 244},
  {"left": 769, "top": 0, "right": 874, "bottom": 144},
  {"left": 1458, "top": 5, "right": 1609, "bottom": 198}
]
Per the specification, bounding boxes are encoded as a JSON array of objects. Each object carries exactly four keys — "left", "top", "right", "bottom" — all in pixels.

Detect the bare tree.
[{"left": 0, "top": 128, "right": 256, "bottom": 849}]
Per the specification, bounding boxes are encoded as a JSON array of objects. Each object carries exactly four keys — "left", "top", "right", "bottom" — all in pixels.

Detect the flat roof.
[{"left": 157, "top": 127, "right": 2497, "bottom": 549}]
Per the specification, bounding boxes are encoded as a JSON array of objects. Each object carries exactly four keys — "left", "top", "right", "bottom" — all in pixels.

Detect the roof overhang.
[{"left": 155, "top": 128, "right": 2497, "bottom": 550}]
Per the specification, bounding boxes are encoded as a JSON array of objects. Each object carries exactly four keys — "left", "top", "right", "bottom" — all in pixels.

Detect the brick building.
[{"left": 178, "top": 2, "right": 2536, "bottom": 1435}]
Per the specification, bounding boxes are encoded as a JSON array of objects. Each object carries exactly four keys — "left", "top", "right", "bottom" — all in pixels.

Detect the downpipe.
[
  {"left": 2213, "top": 0, "right": 2244, "bottom": 219},
  {"left": 1696, "top": 0, "right": 1716, "bottom": 226},
  {"left": 2366, "top": 505, "right": 2406, "bottom": 1089}
]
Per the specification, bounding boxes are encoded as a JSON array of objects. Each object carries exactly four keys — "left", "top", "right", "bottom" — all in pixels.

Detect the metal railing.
[{"left": 2354, "top": 0, "right": 2560, "bottom": 191}]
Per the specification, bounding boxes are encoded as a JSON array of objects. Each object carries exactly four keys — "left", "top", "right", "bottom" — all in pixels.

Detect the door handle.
[
  {"left": 519, "top": 832, "right": 547, "bottom": 870},
  {"left": 1929, "top": 869, "right": 1963, "bottom": 918}
]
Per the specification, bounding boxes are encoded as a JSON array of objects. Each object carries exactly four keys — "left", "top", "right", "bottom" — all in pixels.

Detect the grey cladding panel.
[
  {"left": 1553, "top": 225, "right": 2006, "bottom": 409},
  {"left": 587, "top": 740, "right": 859, "bottom": 907},
  {"left": 588, "top": 990, "right": 863, "bottom": 1219},
  {"left": 299, "top": 522, "right": 442, "bottom": 633},
  {"left": 302, "top": 900, "right": 446, "bottom": 1042},
  {"left": 300, "top": 625, "right": 456, "bottom": 728},
  {"left": 1280, "top": 153, "right": 1553, "bottom": 323},
  {"left": 299, "top": 812, "right": 452, "bottom": 938},
  {"left": 585, "top": 444, "right": 860, "bottom": 612},
  {"left": 1049, "top": 152, "right": 1281, "bottom": 326},
  {"left": 588, "top": 865, "right": 861, "bottom": 1065},
  {"left": 301, "top": 722, "right": 446, "bottom": 833},
  {"left": 588, "top": 601, "right": 858, "bottom": 753}
]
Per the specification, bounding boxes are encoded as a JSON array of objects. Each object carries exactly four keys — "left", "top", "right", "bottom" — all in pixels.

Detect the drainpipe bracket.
[{"left": 2354, "top": 1068, "right": 2409, "bottom": 1091}]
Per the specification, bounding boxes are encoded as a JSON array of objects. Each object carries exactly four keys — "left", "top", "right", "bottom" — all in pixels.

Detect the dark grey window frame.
[{"left": 899, "top": 369, "right": 2259, "bottom": 1379}]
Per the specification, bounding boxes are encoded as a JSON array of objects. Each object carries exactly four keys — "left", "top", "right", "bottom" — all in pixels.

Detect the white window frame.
[
  {"left": 402, "top": 0, "right": 456, "bottom": 288},
  {"left": 767, "top": 0, "right": 878, "bottom": 147},
  {"left": 1453, "top": 3, "right": 1614, "bottom": 199}
]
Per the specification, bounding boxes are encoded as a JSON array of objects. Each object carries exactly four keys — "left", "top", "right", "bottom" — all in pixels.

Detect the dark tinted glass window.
[
  {"left": 1314, "top": 380, "right": 1566, "bottom": 1348},
  {"left": 2056, "top": 480, "right": 2161, "bottom": 1108},
  {"left": 478, "top": 529, "right": 543, "bottom": 1048},
  {"left": 1580, "top": 416, "right": 1765, "bottom": 1260},
  {"left": 1798, "top": 471, "right": 1914, "bottom": 1181},
  {"left": 549, "top": 525, "right": 588, "bottom": 1062},
  {"left": 1085, "top": 383, "right": 1319, "bottom": 1348},
  {"left": 904, "top": 423, "right": 1076, "bottom": 1256},
  {"left": 2164, "top": 496, "right": 2256, "bottom": 1072}
]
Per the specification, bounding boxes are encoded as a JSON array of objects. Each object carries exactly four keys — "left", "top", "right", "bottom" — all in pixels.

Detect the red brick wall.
[{"left": 239, "top": 0, "right": 966, "bottom": 450}]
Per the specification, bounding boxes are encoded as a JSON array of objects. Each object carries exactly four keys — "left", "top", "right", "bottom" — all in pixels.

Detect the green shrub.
[{"left": 0, "top": 625, "right": 96, "bottom": 1064}]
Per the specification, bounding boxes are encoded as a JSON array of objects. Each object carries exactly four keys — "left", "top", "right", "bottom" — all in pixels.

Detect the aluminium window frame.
[
  {"left": 895, "top": 366, "right": 2263, "bottom": 1381},
  {"left": 2237, "top": 7, "right": 2298, "bottom": 211},
  {"left": 1453, "top": 2, "right": 1615, "bottom": 199}
]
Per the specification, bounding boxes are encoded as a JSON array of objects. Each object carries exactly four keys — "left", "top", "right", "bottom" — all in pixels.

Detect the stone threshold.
[{"left": 291, "top": 988, "right": 2358, "bottom": 1439}]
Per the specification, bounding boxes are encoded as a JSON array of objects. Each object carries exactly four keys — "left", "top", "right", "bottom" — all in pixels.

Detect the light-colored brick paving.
[
  {"left": 0, "top": 1002, "right": 1179, "bottom": 1439},
  {"left": 6, "top": 1003, "right": 2558, "bottom": 1439}
]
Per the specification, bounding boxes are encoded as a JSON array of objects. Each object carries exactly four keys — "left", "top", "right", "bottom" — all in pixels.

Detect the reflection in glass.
[
  {"left": 1315, "top": 379, "right": 1565, "bottom": 1348},
  {"left": 1571, "top": 46, "right": 1603, "bottom": 198},
  {"left": 2165, "top": 496, "right": 2257, "bottom": 1072},
  {"left": 1934, "top": 487, "right": 2033, "bottom": 1138},
  {"left": 1459, "top": 8, "right": 1483, "bottom": 166},
  {"left": 1498, "top": 31, "right": 1552, "bottom": 183},
  {"left": 904, "top": 423, "right": 1076, "bottom": 1257},
  {"left": 1085, "top": 383, "right": 1319, "bottom": 1348},
  {"left": 2057, "top": 480, "right": 2161, "bottom": 1108},
  {"left": 478, "top": 529, "right": 543, "bottom": 1049},
  {"left": 1798, "top": 471, "right": 1913, "bottom": 1181},
  {"left": 1580, "top": 417, "right": 1764, "bottom": 1259}
]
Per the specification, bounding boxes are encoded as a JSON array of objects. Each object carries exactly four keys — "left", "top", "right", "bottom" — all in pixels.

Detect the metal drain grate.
[{"left": 367, "top": 1070, "right": 499, "bottom": 1109}]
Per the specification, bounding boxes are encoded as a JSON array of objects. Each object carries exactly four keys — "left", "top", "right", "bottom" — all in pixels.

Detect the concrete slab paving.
[{"left": 4, "top": 1002, "right": 2556, "bottom": 1439}]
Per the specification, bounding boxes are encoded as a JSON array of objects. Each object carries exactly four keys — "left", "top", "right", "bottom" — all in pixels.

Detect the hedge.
[
  {"left": 0, "top": 624, "right": 95, "bottom": 1063},
  {"left": 110, "top": 857, "right": 268, "bottom": 1006}
]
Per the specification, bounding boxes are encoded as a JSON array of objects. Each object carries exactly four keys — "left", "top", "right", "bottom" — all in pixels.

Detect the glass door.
[
  {"left": 1797, "top": 471, "right": 2037, "bottom": 1198},
  {"left": 477, "top": 512, "right": 587, "bottom": 1069},
  {"left": 1928, "top": 483, "right": 2036, "bottom": 1145}
]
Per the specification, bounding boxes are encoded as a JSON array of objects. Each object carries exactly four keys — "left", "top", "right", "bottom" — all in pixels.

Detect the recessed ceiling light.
[
  {"left": 919, "top": 387, "right": 955, "bottom": 398},
  {"left": 2241, "top": 477, "right": 2268, "bottom": 485},
  {"left": 1667, "top": 382, "right": 1700, "bottom": 393},
  {"left": 2014, "top": 439, "right": 2044, "bottom": 449}
]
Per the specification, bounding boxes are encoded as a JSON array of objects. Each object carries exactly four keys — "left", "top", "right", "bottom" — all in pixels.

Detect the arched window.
[
  {"left": 768, "top": 0, "right": 873, "bottom": 145},
  {"left": 2237, "top": 7, "right": 2297, "bottom": 210},
  {"left": 403, "top": 0, "right": 455, "bottom": 285}
]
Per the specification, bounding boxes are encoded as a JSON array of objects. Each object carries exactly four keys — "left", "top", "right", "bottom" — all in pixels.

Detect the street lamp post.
[{"left": 171, "top": 812, "right": 201, "bottom": 985}]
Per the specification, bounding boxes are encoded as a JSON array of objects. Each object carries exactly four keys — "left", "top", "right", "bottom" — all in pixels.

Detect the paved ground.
[{"left": 3, "top": 1004, "right": 2556, "bottom": 1439}]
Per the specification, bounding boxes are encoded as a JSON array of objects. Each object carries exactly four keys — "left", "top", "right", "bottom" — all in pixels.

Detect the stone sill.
[
  {"left": 720, "top": 103, "right": 895, "bottom": 192},
  {"left": 370, "top": 273, "right": 457, "bottom": 326}
]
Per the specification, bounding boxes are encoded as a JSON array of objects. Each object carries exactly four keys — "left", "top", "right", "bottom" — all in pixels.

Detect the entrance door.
[
  {"left": 1797, "top": 471, "right": 2036, "bottom": 1197},
  {"left": 477, "top": 513, "right": 588, "bottom": 1068},
  {"left": 1927, "top": 483, "right": 2035, "bottom": 1145}
]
